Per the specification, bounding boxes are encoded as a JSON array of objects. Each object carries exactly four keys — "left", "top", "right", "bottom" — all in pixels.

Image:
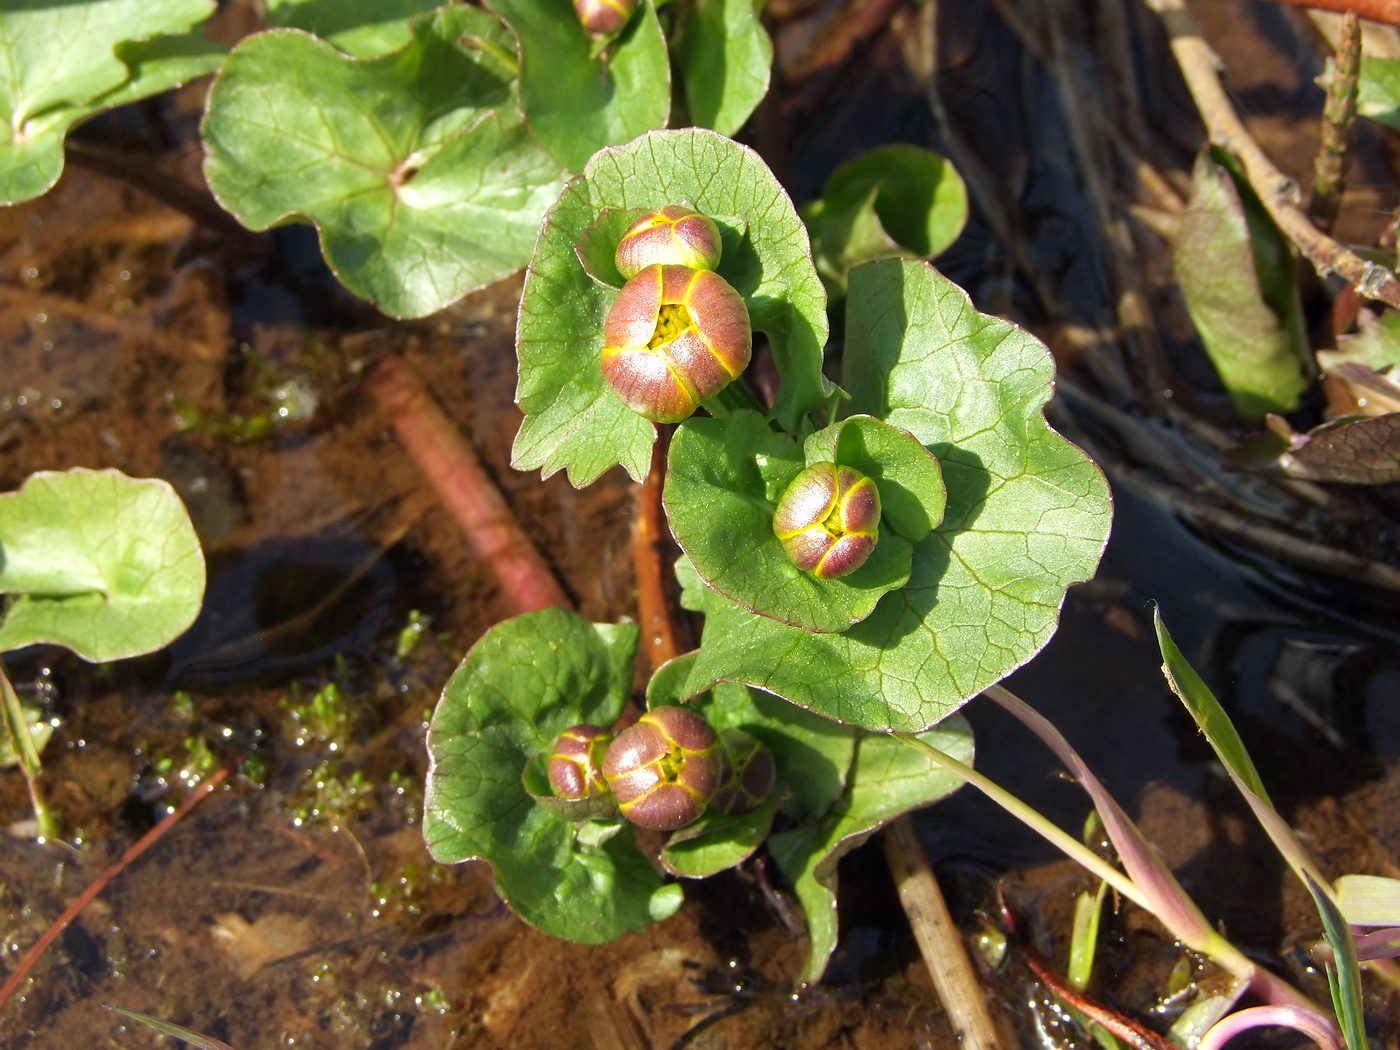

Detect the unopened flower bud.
[
  {"left": 573, "top": 0, "right": 634, "bottom": 35},
  {"left": 615, "top": 205, "right": 722, "bottom": 279},
  {"left": 711, "top": 729, "right": 776, "bottom": 815},
  {"left": 546, "top": 724, "right": 612, "bottom": 800},
  {"left": 601, "top": 264, "right": 751, "bottom": 423},
  {"left": 603, "top": 706, "right": 721, "bottom": 830},
  {"left": 773, "top": 463, "right": 880, "bottom": 579}
]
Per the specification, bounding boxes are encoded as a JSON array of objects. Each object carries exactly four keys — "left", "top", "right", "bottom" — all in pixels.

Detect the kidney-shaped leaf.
[
  {"left": 488, "top": 0, "right": 670, "bottom": 174},
  {"left": 202, "top": 8, "right": 563, "bottom": 320},
  {"left": 665, "top": 412, "right": 911, "bottom": 633},
  {"left": 0, "top": 469, "right": 205, "bottom": 662},
  {"left": 0, "top": 1, "right": 222, "bottom": 206},
  {"left": 679, "top": 259, "right": 1111, "bottom": 731},
  {"left": 512, "top": 128, "right": 831, "bottom": 486},
  {"left": 767, "top": 718, "right": 972, "bottom": 982},
  {"left": 1274, "top": 413, "right": 1400, "bottom": 485},
  {"left": 423, "top": 609, "right": 683, "bottom": 942}
]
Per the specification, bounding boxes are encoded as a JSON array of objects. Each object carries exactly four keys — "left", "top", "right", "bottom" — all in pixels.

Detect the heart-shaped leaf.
[
  {"left": 513, "top": 128, "right": 831, "bottom": 486},
  {"left": 804, "top": 145, "right": 967, "bottom": 292},
  {"left": 263, "top": 0, "right": 443, "bottom": 58},
  {"left": 678, "top": 259, "right": 1111, "bottom": 731},
  {"left": 202, "top": 8, "right": 563, "bottom": 319},
  {"left": 0, "top": 1, "right": 223, "bottom": 206},
  {"left": 767, "top": 718, "right": 972, "bottom": 982},
  {"left": 0, "top": 469, "right": 206, "bottom": 662},
  {"left": 424, "top": 609, "right": 684, "bottom": 943},
  {"left": 672, "top": 0, "right": 772, "bottom": 136},
  {"left": 664, "top": 411, "right": 913, "bottom": 633},
  {"left": 487, "top": 0, "right": 670, "bottom": 174}
]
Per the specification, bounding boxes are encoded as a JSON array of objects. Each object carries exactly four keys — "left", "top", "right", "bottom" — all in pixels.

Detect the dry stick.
[
  {"left": 632, "top": 431, "right": 688, "bottom": 674},
  {"left": 1146, "top": 0, "right": 1400, "bottom": 309},
  {"left": 883, "top": 816, "right": 1012, "bottom": 1050},
  {"left": 1264, "top": 0, "right": 1400, "bottom": 26},
  {"left": 1310, "top": 12, "right": 1362, "bottom": 233},
  {"left": 366, "top": 356, "right": 572, "bottom": 615},
  {"left": 0, "top": 767, "right": 232, "bottom": 1012}
]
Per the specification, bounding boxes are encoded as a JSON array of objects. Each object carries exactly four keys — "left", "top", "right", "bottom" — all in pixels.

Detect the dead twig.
[
  {"left": 0, "top": 768, "right": 232, "bottom": 1012},
  {"left": 1310, "top": 12, "right": 1362, "bottom": 233},
  {"left": 1145, "top": 0, "right": 1400, "bottom": 308},
  {"left": 883, "top": 815, "right": 1011, "bottom": 1050},
  {"left": 366, "top": 356, "right": 572, "bottom": 615}
]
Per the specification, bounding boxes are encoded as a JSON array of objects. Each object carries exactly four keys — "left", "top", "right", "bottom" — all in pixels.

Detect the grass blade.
[{"left": 107, "top": 1006, "right": 239, "bottom": 1050}]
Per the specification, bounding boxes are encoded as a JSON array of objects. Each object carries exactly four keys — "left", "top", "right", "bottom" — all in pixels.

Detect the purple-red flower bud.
[
  {"left": 602, "top": 706, "right": 721, "bottom": 830},
  {"left": 711, "top": 729, "right": 777, "bottom": 815},
  {"left": 615, "top": 205, "right": 723, "bottom": 279},
  {"left": 772, "top": 463, "right": 881, "bottom": 579},
  {"left": 546, "top": 724, "right": 612, "bottom": 800},
  {"left": 573, "top": 0, "right": 634, "bottom": 35},
  {"left": 601, "top": 264, "right": 751, "bottom": 423}
]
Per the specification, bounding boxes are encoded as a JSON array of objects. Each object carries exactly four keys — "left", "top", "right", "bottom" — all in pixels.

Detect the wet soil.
[{"left": 5, "top": 1, "right": 1400, "bottom": 1049}]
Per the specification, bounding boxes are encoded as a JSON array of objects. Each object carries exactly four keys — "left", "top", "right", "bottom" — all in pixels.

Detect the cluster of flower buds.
[
  {"left": 542, "top": 707, "right": 775, "bottom": 832},
  {"left": 772, "top": 462, "right": 881, "bottom": 579},
  {"left": 572, "top": 0, "right": 635, "bottom": 35},
  {"left": 601, "top": 206, "right": 752, "bottom": 424}
]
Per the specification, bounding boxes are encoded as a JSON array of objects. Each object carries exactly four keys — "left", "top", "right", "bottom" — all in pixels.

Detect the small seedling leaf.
[
  {"left": 513, "top": 128, "right": 831, "bottom": 486},
  {"left": 665, "top": 412, "right": 912, "bottom": 633},
  {"left": 0, "top": 1, "right": 223, "bottom": 206},
  {"left": 1305, "top": 871, "right": 1368, "bottom": 1050},
  {"left": 1334, "top": 309, "right": 1400, "bottom": 372},
  {"left": 660, "top": 795, "right": 777, "bottom": 878},
  {"left": 1174, "top": 150, "right": 1310, "bottom": 420},
  {"left": 202, "top": 9, "right": 563, "bottom": 319},
  {"left": 679, "top": 260, "right": 1110, "bottom": 731},
  {"left": 673, "top": 0, "right": 772, "bottom": 136},
  {"left": 423, "top": 609, "right": 683, "bottom": 942},
  {"left": 263, "top": 0, "right": 443, "bottom": 57},
  {"left": 767, "top": 717, "right": 972, "bottom": 982},
  {"left": 487, "top": 0, "right": 670, "bottom": 173},
  {"left": 0, "top": 469, "right": 205, "bottom": 662}
]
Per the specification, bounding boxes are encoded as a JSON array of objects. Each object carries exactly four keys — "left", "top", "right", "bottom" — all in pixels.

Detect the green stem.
[{"left": 1, "top": 664, "right": 58, "bottom": 841}]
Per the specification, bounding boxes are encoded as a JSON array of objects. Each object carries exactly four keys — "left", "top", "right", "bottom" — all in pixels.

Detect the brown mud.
[{"left": 5, "top": 1, "right": 1400, "bottom": 1048}]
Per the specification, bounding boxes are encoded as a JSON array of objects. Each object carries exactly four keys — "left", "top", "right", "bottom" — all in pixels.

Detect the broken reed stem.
[
  {"left": 1310, "top": 12, "right": 1361, "bottom": 233},
  {"left": 883, "top": 815, "right": 1011, "bottom": 1050},
  {"left": 1146, "top": 0, "right": 1400, "bottom": 308},
  {"left": 0, "top": 767, "right": 231, "bottom": 1012},
  {"left": 631, "top": 431, "right": 689, "bottom": 674},
  {"left": 366, "top": 356, "right": 572, "bottom": 616},
  {"left": 1263, "top": 0, "right": 1400, "bottom": 25}
]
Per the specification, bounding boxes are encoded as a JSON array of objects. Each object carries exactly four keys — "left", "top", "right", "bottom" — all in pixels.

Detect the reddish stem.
[
  {"left": 632, "top": 430, "right": 689, "bottom": 674},
  {"left": 1260, "top": 0, "right": 1400, "bottom": 24},
  {"left": 367, "top": 356, "right": 572, "bottom": 615},
  {"left": 0, "top": 768, "right": 232, "bottom": 1012},
  {"left": 996, "top": 887, "right": 1177, "bottom": 1050}
]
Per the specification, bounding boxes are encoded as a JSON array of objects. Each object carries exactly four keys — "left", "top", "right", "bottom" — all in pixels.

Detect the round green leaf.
[
  {"left": 673, "top": 0, "right": 772, "bottom": 137},
  {"left": 767, "top": 717, "right": 973, "bottom": 982},
  {"left": 487, "top": 0, "right": 671, "bottom": 174},
  {"left": 664, "top": 412, "right": 911, "bottom": 633},
  {"left": 202, "top": 9, "right": 563, "bottom": 319},
  {"left": 423, "top": 609, "right": 683, "bottom": 943},
  {"left": 679, "top": 260, "right": 1112, "bottom": 731},
  {"left": 0, "top": 1, "right": 222, "bottom": 206},
  {"left": 817, "top": 144, "right": 968, "bottom": 258},
  {"left": 512, "top": 128, "right": 832, "bottom": 486},
  {"left": 0, "top": 469, "right": 205, "bottom": 662},
  {"left": 805, "top": 415, "right": 946, "bottom": 543}
]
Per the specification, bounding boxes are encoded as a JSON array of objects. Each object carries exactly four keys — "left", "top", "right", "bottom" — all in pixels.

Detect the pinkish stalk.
[
  {"left": 982, "top": 685, "right": 1327, "bottom": 1018},
  {"left": 367, "top": 357, "right": 572, "bottom": 615},
  {"left": 1198, "top": 1006, "right": 1343, "bottom": 1050}
]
